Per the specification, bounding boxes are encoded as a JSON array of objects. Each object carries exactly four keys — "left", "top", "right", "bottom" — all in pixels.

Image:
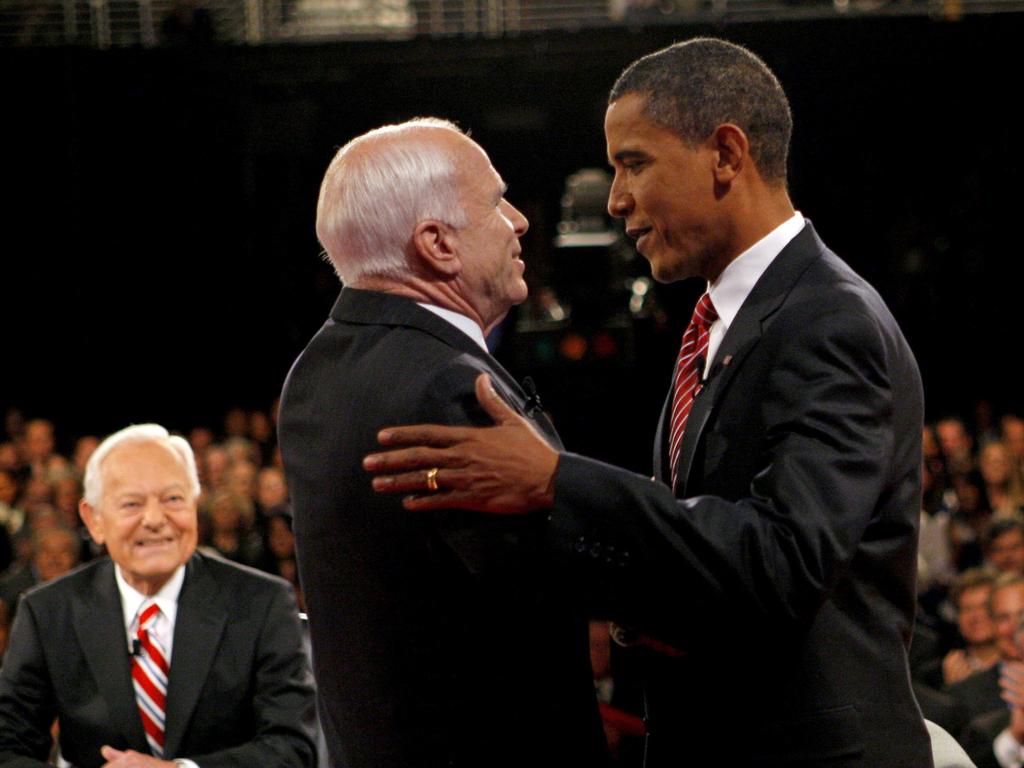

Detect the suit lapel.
[
  {"left": 163, "top": 555, "right": 228, "bottom": 758},
  {"left": 72, "top": 560, "right": 149, "bottom": 751},
  {"left": 676, "top": 223, "right": 826, "bottom": 495}
]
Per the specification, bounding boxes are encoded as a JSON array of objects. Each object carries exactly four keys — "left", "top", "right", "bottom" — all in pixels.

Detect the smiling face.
[
  {"left": 605, "top": 92, "right": 732, "bottom": 284},
  {"left": 80, "top": 439, "right": 198, "bottom": 596},
  {"left": 447, "top": 133, "right": 530, "bottom": 331}
]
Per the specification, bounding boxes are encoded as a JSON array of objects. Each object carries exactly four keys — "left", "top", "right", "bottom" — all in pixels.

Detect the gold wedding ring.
[{"left": 425, "top": 467, "right": 439, "bottom": 492}]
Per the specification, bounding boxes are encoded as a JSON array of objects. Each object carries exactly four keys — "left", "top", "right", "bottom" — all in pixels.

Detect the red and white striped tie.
[
  {"left": 668, "top": 293, "right": 718, "bottom": 490},
  {"left": 132, "top": 601, "right": 169, "bottom": 757}
]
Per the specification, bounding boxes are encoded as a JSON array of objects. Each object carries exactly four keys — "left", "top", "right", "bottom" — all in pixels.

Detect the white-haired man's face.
[
  {"left": 445, "top": 133, "right": 530, "bottom": 331},
  {"left": 79, "top": 440, "right": 199, "bottom": 596}
]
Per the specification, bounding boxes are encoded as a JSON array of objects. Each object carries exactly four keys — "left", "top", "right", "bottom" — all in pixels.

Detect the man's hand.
[
  {"left": 941, "top": 648, "right": 974, "bottom": 685},
  {"left": 99, "top": 745, "right": 177, "bottom": 767},
  {"left": 363, "top": 373, "right": 559, "bottom": 513}
]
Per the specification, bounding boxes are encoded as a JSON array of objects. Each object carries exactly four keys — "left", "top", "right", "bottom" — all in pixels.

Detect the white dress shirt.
[
  {"left": 704, "top": 212, "right": 805, "bottom": 371},
  {"left": 114, "top": 564, "right": 197, "bottom": 768},
  {"left": 417, "top": 303, "right": 488, "bottom": 352}
]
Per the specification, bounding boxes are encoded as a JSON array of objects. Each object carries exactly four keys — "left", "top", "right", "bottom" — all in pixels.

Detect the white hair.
[
  {"left": 315, "top": 117, "right": 470, "bottom": 284},
  {"left": 82, "top": 423, "right": 200, "bottom": 508}
]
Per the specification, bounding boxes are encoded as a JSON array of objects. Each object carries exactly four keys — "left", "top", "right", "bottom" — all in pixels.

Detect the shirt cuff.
[
  {"left": 174, "top": 760, "right": 200, "bottom": 768},
  {"left": 994, "top": 727, "right": 1024, "bottom": 768}
]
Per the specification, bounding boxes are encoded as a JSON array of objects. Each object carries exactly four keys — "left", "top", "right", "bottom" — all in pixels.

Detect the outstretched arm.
[{"left": 364, "top": 373, "right": 560, "bottom": 514}]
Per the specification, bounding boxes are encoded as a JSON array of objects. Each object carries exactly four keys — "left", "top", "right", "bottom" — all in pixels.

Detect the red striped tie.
[
  {"left": 668, "top": 293, "right": 718, "bottom": 490},
  {"left": 132, "top": 601, "right": 169, "bottom": 757}
]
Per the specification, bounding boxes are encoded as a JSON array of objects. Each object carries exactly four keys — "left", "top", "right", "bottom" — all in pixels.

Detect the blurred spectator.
[
  {"left": 202, "top": 445, "right": 231, "bottom": 493},
  {"left": 261, "top": 512, "right": 303, "bottom": 611},
  {"left": 0, "top": 526, "right": 80, "bottom": 619},
  {"left": 948, "top": 573, "right": 1024, "bottom": 726},
  {"left": 70, "top": 436, "right": 99, "bottom": 479},
  {"left": 979, "top": 442, "right": 1024, "bottom": 517},
  {"left": 942, "top": 569, "right": 999, "bottom": 686},
  {"left": 1004, "top": 416, "right": 1024, "bottom": 475},
  {"left": 256, "top": 466, "right": 289, "bottom": 517},
  {"left": 204, "top": 491, "right": 264, "bottom": 568},
  {"left": 249, "top": 410, "right": 275, "bottom": 466},
  {"left": 0, "top": 471, "right": 24, "bottom": 538},
  {"left": 962, "top": 594, "right": 1024, "bottom": 767},
  {"left": 938, "top": 417, "right": 976, "bottom": 479},
  {"left": 224, "top": 407, "right": 248, "bottom": 440},
  {"left": 986, "top": 518, "right": 1024, "bottom": 576},
  {"left": 2, "top": 410, "right": 24, "bottom": 443},
  {"left": 189, "top": 426, "right": 215, "bottom": 456},
  {"left": 21, "top": 419, "right": 68, "bottom": 482},
  {"left": 0, "top": 445, "right": 18, "bottom": 474}
]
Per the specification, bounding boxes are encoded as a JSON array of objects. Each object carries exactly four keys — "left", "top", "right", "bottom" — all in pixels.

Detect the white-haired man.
[
  {"left": 0, "top": 424, "right": 317, "bottom": 768},
  {"left": 278, "top": 119, "right": 607, "bottom": 767}
]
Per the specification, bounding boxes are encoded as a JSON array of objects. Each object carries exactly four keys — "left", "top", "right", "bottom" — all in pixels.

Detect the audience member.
[
  {"left": 948, "top": 573, "right": 1024, "bottom": 723},
  {"left": 0, "top": 423, "right": 317, "bottom": 767},
  {"left": 20, "top": 419, "right": 68, "bottom": 482},
  {"left": 203, "top": 490, "right": 264, "bottom": 568},
  {"left": 986, "top": 518, "right": 1024, "bottom": 576},
  {"left": 961, "top": 610, "right": 1024, "bottom": 767},
  {"left": 943, "top": 569, "right": 1000, "bottom": 686},
  {"left": 980, "top": 442, "right": 1024, "bottom": 517},
  {"left": 0, "top": 525, "right": 80, "bottom": 619},
  {"left": 940, "top": 417, "right": 977, "bottom": 479}
]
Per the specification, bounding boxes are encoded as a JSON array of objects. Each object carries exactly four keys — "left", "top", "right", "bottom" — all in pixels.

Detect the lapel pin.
[{"left": 723, "top": 355, "right": 733, "bottom": 367}]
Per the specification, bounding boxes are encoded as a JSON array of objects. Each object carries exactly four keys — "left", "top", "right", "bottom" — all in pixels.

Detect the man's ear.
[
  {"left": 710, "top": 123, "right": 749, "bottom": 185},
  {"left": 411, "top": 219, "right": 461, "bottom": 277},
  {"left": 79, "top": 499, "right": 105, "bottom": 546}
]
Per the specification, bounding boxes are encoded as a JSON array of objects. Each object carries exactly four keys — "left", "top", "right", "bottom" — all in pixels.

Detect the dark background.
[{"left": 2, "top": 14, "right": 1020, "bottom": 471}]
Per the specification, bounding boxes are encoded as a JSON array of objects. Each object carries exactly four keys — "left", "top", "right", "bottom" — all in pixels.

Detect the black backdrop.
[{"left": 3, "top": 14, "right": 1021, "bottom": 470}]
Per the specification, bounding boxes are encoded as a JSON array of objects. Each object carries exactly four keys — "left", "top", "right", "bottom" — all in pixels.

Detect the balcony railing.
[{"left": 2, "top": 0, "right": 1017, "bottom": 47}]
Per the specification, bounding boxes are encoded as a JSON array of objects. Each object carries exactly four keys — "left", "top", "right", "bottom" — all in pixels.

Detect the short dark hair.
[
  {"left": 985, "top": 516, "right": 1024, "bottom": 551},
  {"left": 609, "top": 37, "right": 792, "bottom": 183}
]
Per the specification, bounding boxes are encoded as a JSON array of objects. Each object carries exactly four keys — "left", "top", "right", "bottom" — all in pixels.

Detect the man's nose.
[
  {"left": 607, "top": 180, "right": 632, "bottom": 219},
  {"left": 141, "top": 498, "right": 166, "bottom": 526},
  {"left": 503, "top": 200, "right": 529, "bottom": 236}
]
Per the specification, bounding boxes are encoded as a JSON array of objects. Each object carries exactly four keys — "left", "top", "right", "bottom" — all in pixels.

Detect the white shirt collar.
[
  {"left": 707, "top": 211, "right": 805, "bottom": 332},
  {"left": 115, "top": 562, "right": 186, "bottom": 653},
  {"left": 417, "top": 303, "right": 489, "bottom": 352}
]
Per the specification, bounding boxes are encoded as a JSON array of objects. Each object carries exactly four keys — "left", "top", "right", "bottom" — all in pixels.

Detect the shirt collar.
[
  {"left": 417, "top": 303, "right": 489, "bottom": 352},
  {"left": 115, "top": 562, "right": 186, "bottom": 633},
  {"left": 708, "top": 212, "right": 805, "bottom": 331}
]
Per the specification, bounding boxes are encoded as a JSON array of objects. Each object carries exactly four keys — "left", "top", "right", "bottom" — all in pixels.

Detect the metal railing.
[{"left": 1, "top": 0, "right": 1018, "bottom": 47}]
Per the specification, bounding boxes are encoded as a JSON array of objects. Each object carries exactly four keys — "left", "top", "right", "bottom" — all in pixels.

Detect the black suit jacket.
[
  {"left": 278, "top": 289, "right": 607, "bottom": 768},
  {"left": 545, "top": 223, "right": 931, "bottom": 766},
  {"left": 962, "top": 707, "right": 1011, "bottom": 768},
  {"left": 0, "top": 553, "right": 317, "bottom": 768}
]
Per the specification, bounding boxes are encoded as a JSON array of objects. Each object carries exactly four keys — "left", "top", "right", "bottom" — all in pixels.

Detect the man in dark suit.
[
  {"left": 364, "top": 39, "right": 931, "bottom": 766},
  {"left": 277, "top": 119, "right": 606, "bottom": 768},
  {"left": 0, "top": 424, "right": 317, "bottom": 768}
]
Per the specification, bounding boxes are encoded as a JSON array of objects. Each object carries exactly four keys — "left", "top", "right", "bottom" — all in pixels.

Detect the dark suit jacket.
[
  {"left": 962, "top": 707, "right": 1011, "bottom": 768},
  {"left": 946, "top": 664, "right": 1004, "bottom": 725},
  {"left": 544, "top": 223, "right": 931, "bottom": 766},
  {"left": 0, "top": 553, "right": 317, "bottom": 768},
  {"left": 278, "top": 289, "right": 607, "bottom": 768}
]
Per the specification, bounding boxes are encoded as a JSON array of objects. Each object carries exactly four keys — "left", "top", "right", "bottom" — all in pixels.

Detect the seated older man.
[{"left": 0, "top": 424, "right": 317, "bottom": 768}]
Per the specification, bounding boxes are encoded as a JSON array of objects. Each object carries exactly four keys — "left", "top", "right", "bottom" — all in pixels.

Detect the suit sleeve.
[
  {"left": 546, "top": 305, "right": 903, "bottom": 645},
  {"left": 421, "top": 358, "right": 550, "bottom": 580},
  {"left": 187, "top": 581, "right": 317, "bottom": 768},
  {"left": 0, "top": 599, "right": 59, "bottom": 767}
]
